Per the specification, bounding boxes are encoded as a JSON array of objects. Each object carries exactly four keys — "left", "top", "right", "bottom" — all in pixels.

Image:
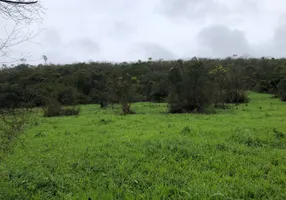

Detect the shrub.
[
  {"left": 277, "top": 79, "right": 286, "bottom": 102},
  {"left": 225, "top": 90, "right": 249, "bottom": 104},
  {"left": 43, "top": 99, "right": 62, "bottom": 117},
  {"left": 99, "top": 101, "right": 108, "bottom": 108},
  {"left": 180, "top": 126, "right": 191, "bottom": 135},
  {"left": 43, "top": 99, "right": 80, "bottom": 117},
  {"left": 168, "top": 59, "right": 212, "bottom": 113},
  {"left": 61, "top": 107, "right": 80, "bottom": 116}
]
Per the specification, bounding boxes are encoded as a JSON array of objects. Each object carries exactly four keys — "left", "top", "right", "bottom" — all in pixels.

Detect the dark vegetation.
[
  {"left": 43, "top": 99, "right": 80, "bottom": 117},
  {"left": 0, "top": 57, "right": 285, "bottom": 115}
]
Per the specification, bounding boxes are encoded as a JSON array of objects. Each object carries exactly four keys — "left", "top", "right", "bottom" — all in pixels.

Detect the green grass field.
[{"left": 0, "top": 92, "right": 286, "bottom": 200}]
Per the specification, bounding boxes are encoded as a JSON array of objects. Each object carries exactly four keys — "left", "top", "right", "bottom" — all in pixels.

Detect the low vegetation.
[
  {"left": 43, "top": 99, "right": 80, "bottom": 118},
  {"left": 0, "top": 92, "right": 285, "bottom": 199}
]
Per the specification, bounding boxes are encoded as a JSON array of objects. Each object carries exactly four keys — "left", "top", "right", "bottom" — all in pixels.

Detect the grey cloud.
[
  {"left": 262, "top": 25, "right": 286, "bottom": 57},
  {"left": 197, "top": 25, "right": 253, "bottom": 57},
  {"left": 139, "top": 43, "right": 176, "bottom": 60},
  {"left": 44, "top": 28, "right": 62, "bottom": 48},
  {"left": 44, "top": 29, "right": 100, "bottom": 54},
  {"left": 278, "top": 14, "right": 286, "bottom": 25},
  {"left": 108, "top": 21, "right": 136, "bottom": 39},
  {"left": 43, "top": 50, "right": 76, "bottom": 65},
  {"left": 157, "top": 0, "right": 260, "bottom": 24},
  {"left": 158, "top": 0, "right": 221, "bottom": 20},
  {"left": 68, "top": 38, "right": 100, "bottom": 54},
  {"left": 273, "top": 25, "right": 286, "bottom": 47},
  {"left": 251, "top": 24, "right": 286, "bottom": 58},
  {"left": 157, "top": 0, "right": 229, "bottom": 21},
  {"left": 3, "top": 0, "right": 286, "bottom": 65}
]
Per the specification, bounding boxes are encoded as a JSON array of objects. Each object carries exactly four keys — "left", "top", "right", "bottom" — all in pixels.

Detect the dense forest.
[{"left": 0, "top": 57, "right": 285, "bottom": 114}]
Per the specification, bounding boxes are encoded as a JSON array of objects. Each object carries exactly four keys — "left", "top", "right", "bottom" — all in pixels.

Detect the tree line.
[{"left": 0, "top": 57, "right": 285, "bottom": 115}]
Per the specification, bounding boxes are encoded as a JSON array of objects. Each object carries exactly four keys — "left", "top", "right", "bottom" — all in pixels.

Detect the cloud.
[
  {"left": 261, "top": 25, "right": 286, "bottom": 58},
  {"left": 158, "top": 0, "right": 221, "bottom": 20},
  {"left": 43, "top": 51, "right": 76, "bottom": 65},
  {"left": 40, "top": 29, "right": 100, "bottom": 64},
  {"left": 108, "top": 20, "right": 136, "bottom": 39},
  {"left": 273, "top": 25, "right": 286, "bottom": 47},
  {"left": 136, "top": 43, "right": 176, "bottom": 60},
  {"left": 278, "top": 13, "right": 286, "bottom": 25},
  {"left": 68, "top": 38, "right": 100, "bottom": 54},
  {"left": 44, "top": 28, "right": 62, "bottom": 48},
  {"left": 197, "top": 25, "right": 253, "bottom": 57},
  {"left": 3, "top": 0, "right": 286, "bottom": 65}
]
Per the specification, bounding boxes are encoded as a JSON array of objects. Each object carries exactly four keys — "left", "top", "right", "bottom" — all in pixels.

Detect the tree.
[
  {"left": 0, "top": 0, "right": 43, "bottom": 63},
  {"left": 225, "top": 63, "right": 249, "bottom": 104},
  {"left": 209, "top": 64, "right": 229, "bottom": 108},
  {"left": 0, "top": 0, "right": 42, "bottom": 161},
  {"left": 168, "top": 58, "right": 212, "bottom": 113},
  {"left": 115, "top": 74, "right": 137, "bottom": 115},
  {"left": 277, "top": 77, "right": 286, "bottom": 101},
  {"left": 42, "top": 54, "right": 48, "bottom": 65},
  {"left": 0, "top": 1, "right": 41, "bottom": 23}
]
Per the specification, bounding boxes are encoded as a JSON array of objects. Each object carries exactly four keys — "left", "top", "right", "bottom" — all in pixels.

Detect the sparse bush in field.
[
  {"left": 273, "top": 128, "right": 285, "bottom": 139},
  {"left": 180, "top": 126, "right": 191, "bottom": 135},
  {"left": 43, "top": 99, "right": 80, "bottom": 117},
  {"left": 99, "top": 119, "right": 113, "bottom": 125},
  {"left": 43, "top": 99, "right": 62, "bottom": 117},
  {"left": 113, "top": 73, "right": 138, "bottom": 115},
  {"left": 168, "top": 59, "right": 212, "bottom": 113},
  {"left": 61, "top": 107, "right": 80, "bottom": 116},
  {"left": 277, "top": 78, "right": 286, "bottom": 101},
  {"left": 99, "top": 101, "right": 108, "bottom": 108},
  {"left": 225, "top": 90, "right": 249, "bottom": 104}
]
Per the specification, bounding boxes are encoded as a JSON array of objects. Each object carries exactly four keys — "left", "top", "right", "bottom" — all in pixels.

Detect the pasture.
[{"left": 0, "top": 92, "right": 286, "bottom": 199}]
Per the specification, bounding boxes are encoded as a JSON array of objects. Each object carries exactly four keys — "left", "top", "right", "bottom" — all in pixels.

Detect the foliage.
[
  {"left": 114, "top": 74, "right": 138, "bottom": 115},
  {"left": 168, "top": 59, "right": 212, "bottom": 113},
  {"left": 209, "top": 64, "right": 229, "bottom": 108},
  {"left": 0, "top": 57, "right": 285, "bottom": 113},
  {"left": 277, "top": 78, "right": 286, "bottom": 101},
  {"left": 225, "top": 90, "right": 249, "bottom": 104},
  {"left": 0, "top": 107, "right": 34, "bottom": 162}
]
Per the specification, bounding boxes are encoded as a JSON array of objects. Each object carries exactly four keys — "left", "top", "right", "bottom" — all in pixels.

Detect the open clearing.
[{"left": 0, "top": 92, "right": 286, "bottom": 199}]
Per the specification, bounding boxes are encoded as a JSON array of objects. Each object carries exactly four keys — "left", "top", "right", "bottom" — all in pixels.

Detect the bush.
[
  {"left": 43, "top": 99, "right": 62, "bottom": 117},
  {"left": 99, "top": 101, "right": 108, "bottom": 108},
  {"left": 168, "top": 59, "right": 212, "bottom": 113},
  {"left": 277, "top": 79, "right": 286, "bottom": 102},
  {"left": 225, "top": 90, "right": 249, "bottom": 104},
  {"left": 61, "top": 107, "right": 80, "bottom": 116},
  {"left": 43, "top": 99, "right": 80, "bottom": 117}
]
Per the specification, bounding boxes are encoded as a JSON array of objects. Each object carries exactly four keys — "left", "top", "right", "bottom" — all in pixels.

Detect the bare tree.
[
  {"left": 0, "top": 0, "right": 43, "bottom": 63},
  {"left": 42, "top": 54, "right": 47, "bottom": 65},
  {"left": 0, "top": 0, "right": 42, "bottom": 161},
  {"left": 0, "top": 0, "right": 42, "bottom": 23}
]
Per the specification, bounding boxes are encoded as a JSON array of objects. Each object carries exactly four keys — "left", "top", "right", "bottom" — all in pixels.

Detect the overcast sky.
[{"left": 2, "top": 0, "right": 286, "bottom": 65}]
